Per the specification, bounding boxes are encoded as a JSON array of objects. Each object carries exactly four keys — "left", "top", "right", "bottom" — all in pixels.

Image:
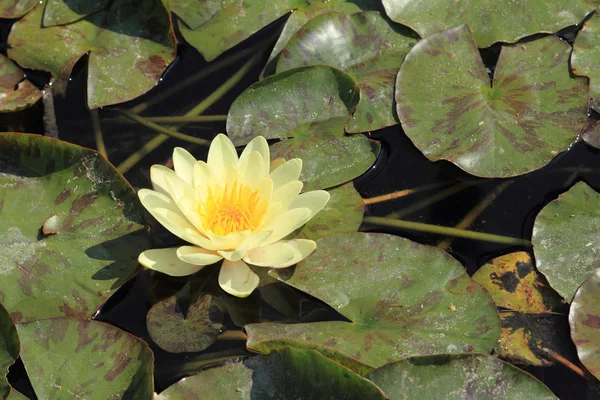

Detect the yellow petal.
[
  {"left": 271, "top": 180, "right": 302, "bottom": 211},
  {"left": 239, "top": 135, "right": 269, "bottom": 176},
  {"left": 173, "top": 147, "right": 196, "bottom": 185},
  {"left": 218, "top": 259, "right": 259, "bottom": 298},
  {"left": 244, "top": 239, "right": 316, "bottom": 268},
  {"left": 269, "top": 158, "right": 302, "bottom": 190},
  {"left": 139, "top": 248, "right": 204, "bottom": 276},
  {"left": 205, "top": 230, "right": 252, "bottom": 250},
  {"left": 288, "top": 190, "right": 330, "bottom": 219},
  {"left": 262, "top": 207, "right": 312, "bottom": 245},
  {"left": 193, "top": 160, "right": 217, "bottom": 190},
  {"left": 238, "top": 151, "right": 266, "bottom": 187},
  {"left": 217, "top": 230, "right": 271, "bottom": 261},
  {"left": 207, "top": 134, "right": 238, "bottom": 179},
  {"left": 176, "top": 246, "right": 222, "bottom": 265},
  {"left": 150, "top": 165, "right": 177, "bottom": 197},
  {"left": 164, "top": 173, "right": 207, "bottom": 234}
]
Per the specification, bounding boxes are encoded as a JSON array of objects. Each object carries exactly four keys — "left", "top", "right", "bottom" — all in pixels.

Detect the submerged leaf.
[
  {"left": 0, "top": 54, "right": 42, "bottom": 113},
  {"left": 532, "top": 182, "right": 600, "bottom": 301},
  {"left": 395, "top": 25, "right": 588, "bottom": 178},
  {"left": 572, "top": 12, "right": 600, "bottom": 112}
]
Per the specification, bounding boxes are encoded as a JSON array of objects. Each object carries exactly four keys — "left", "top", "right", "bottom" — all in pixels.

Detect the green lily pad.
[
  {"left": 472, "top": 252, "right": 564, "bottom": 313},
  {"left": 395, "top": 25, "right": 588, "bottom": 178},
  {"left": 572, "top": 12, "right": 600, "bottom": 112},
  {"left": 366, "top": 354, "right": 556, "bottom": 399},
  {"left": 582, "top": 118, "right": 600, "bottom": 149},
  {"left": 0, "top": 303, "right": 19, "bottom": 399},
  {"left": 277, "top": 11, "right": 417, "bottom": 132},
  {"left": 569, "top": 267, "right": 600, "bottom": 380},
  {"left": 147, "top": 292, "right": 224, "bottom": 353},
  {"left": 0, "top": 133, "right": 149, "bottom": 323},
  {"left": 158, "top": 347, "right": 385, "bottom": 399},
  {"left": 227, "top": 65, "right": 379, "bottom": 190},
  {"left": 43, "top": 0, "right": 110, "bottom": 26},
  {"left": 290, "top": 182, "right": 364, "bottom": 240},
  {"left": 0, "top": 0, "right": 37, "bottom": 18},
  {"left": 7, "top": 0, "right": 176, "bottom": 109},
  {"left": 168, "top": 0, "right": 221, "bottom": 30},
  {"left": 0, "top": 54, "right": 42, "bottom": 113},
  {"left": 246, "top": 233, "right": 500, "bottom": 369},
  {"left": 532, "top": 182, "right": 600, "bottom": 302},
  {"left": 382, "top": 0, "right": 595, "bottom": 48},
  {"left": 17, "top": 317, "right": 154, "bottom": 398},
  {"left": 263, "top": 0, "right": 380, "bottom": 76}
]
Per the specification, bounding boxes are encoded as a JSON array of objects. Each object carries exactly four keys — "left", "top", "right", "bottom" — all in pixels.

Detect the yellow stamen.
[{"left": 200, "top": 179, "right": 266, "bottom": 236}]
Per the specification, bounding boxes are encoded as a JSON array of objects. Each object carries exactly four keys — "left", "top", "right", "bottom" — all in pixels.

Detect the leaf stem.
[
  {"left": 90, "top": 109, "right": 108, "bottom": 159},
  {"left": 143, "top": 115, "right": 228, "bottom": 123},
  {"left": 364, "top": 216, "right": 530, "bottom": 246},
  {"left": 541, "top": 348, "right": 586, "bottom": 378},
  {"left": 363, "top": 181, "right": 457, "bottom": 205}
]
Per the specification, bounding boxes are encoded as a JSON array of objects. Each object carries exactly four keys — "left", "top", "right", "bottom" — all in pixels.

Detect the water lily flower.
[{"left": 137, "top": 134, "right": 329, "bottom": 297}]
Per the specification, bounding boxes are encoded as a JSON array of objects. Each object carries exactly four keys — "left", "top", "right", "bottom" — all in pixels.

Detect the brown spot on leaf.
[
  {"left": 54, "top": 188, "right": 71, "bottom": 205},
  {"left": 76, "top": 321, "right": 99, "bottom": 353},
  {"left": 104, "top": 352, "right": 132, "bottom": 382},
  {"left": 136, "top": 55, "right": 167, "bottom": 80},
  {"left": 582, "top": 314, "right": 600, "bottom": 329}
]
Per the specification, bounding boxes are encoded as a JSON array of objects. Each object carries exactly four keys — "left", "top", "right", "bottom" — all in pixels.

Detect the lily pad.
[
  {"left": 582, "top": 118, "right": 600, "bottom": 149},
  {"left": 0, "top": 54, "right": 42, "bottom": 113},
  {"left": 228, "top": 65, "right": 379, "bottom": 190},
  {"left": 569, "top": 267, "right": 600, "bottom": 380},
  {"left": 0, "top": 0, "right": 37, "bottom": 18},
  {"left": 168, "top": 0, "right": 221, "bottom": 30},
  {"left": 532, "top": 182, "right": 600, "bottom": 301},
  {"left": 395, "top": 25, "right": 588, "bottom": 178},
  {"left": 366, "top": 354, "right": 556, "bottom": 399},
  {"left": 42, "top": 0, "right": 110, "bottom": 26},
  {"left": 246, "top": 232, "right": 500, "bottom": 368},
  {"left": 8, "top": 0, "right": 176, "bottom": 109},
  {"left": 290, "top": 182, "right": 364, "bottom": 240},
  {"left": 472, "top": 252, "right": 564, "bottom": 313},
  {"left": 17, "top": 317, "right": 154, "bottom": 399},
  {"left": 570, "top": 11, "right": 600, "bottom": 112},
  {"left": 0, "top": 303, "right": 19, "bottom": 399},
  {"left": 277, "top": 11, "right": 417, "bottom": 132},
  {"left": 382, "top": 0, "right": 595, "bottom": 48},
  {"left": 158, "top": 347, "right": 385, "bottom": 399},
  {"left": 146, "top": 292, "right": 224, "bottom": 353},
  {"left": 0, "top": 133, "right": 149, "bottom": 322}
]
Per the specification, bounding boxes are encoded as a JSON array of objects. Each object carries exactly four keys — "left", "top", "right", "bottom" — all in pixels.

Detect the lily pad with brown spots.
[
  {"left": 472, "top": 252, "right": 564, "bottom": 313},
  {"left": 8, "top": 0, "right": 176, "bottom": 109},
  {"left": 166, "top": 0, "right": 221, "bottom": 30},
  {"left": 569, "top": 268, "right": 600, "bottom": 380},
  {"left": 366, "top": 354, "right": 556, "bottom": 399},
  {"left": 227, "top": 65, "right": 380, "bottom": 191},
  {"left": 582, "top": 118, "right": 600, "bottom": 149},
  {"left": 42, "top": 0, "right": 110, "bottom": 26},
  {"left": 572, "top": 11, "right": 600, "bottom": 112},
  {"left": 0, "top": 133, "right": 149, "bottom": 323},
  {"left": 17, "top": 317, "right": 154, "bottom": 399},
  {"left": 276, "top": 11, "right": 418, "bottom": 133},
  {"left": 382, "top": 0, "right": 595, "bottom": 48},
  {"left": 532, "top": 182, "right": 600, "bottom": 302},
  {"left": 0, "top": 54, "right": 42, "bottom": 113},
  {"left": 395, "top": 25, "right": 588, "bottom": 178},
  {"left": 246, "top": 233, "right": 500, "bottom": 369},
  {"left": 0, "top": 0, "right": 37, "bottom": 18},
  {"left": 157, "top": 347, "right": 385, "bottom": 399}
]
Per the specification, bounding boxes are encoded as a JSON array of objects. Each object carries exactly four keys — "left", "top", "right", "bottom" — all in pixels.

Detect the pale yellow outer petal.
[
  {"left": 271, "top": 180, "right": 303, "bottom": 211},
  {"left": 238, "top": 151, "right": 266, "bottom": 188},
  {"left": 164, "top": 173, "right": 207, "bottom": 235},
  {"left": 150, "top": 165, "right": 177, "bottom": 197},
  {"left": 217, "top": 230, "right": 272, "bottom": 262},
  {"left": 288, "top": 190, "right": 330, "bottom": 219},
  {"left": 239, "top": 136, "right": 270, "bottom": 176},
  {"left": 193, "top": 160, "right": 217, "bottom": 190},
  {"left": 244, "top": 239, "right": 316, "bottom": 268},
  {"left": 139, "top": 248, "right": 204, "bottom": 276},
  {"left": 207, "top": 134, "right": 238, "bottom": 178},
  {"left": 218, "top": 259, "right": 259, "bottom": 298},
  {"left": 173, "top": 147, "right": 196, "bottom": 185},
  {"left": 205, "top": 230, "right": 253, "bottom": 250},
  {"left": 262, "top": 207, "right": 312, "bottom": 245},
  {"left": 176, "top": 246, "right": 223, "bottom": 265},
  {"left": 269, "top": 158, "right": 302, "bottom": 190}
]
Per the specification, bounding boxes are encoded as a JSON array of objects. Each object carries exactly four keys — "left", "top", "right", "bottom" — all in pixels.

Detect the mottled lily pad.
[
  {"left": 43, "top": 0, "right": 110, "bottom": 26},
  {"left": 8, "top": 0, "right": 176, "bottom": 109},
  {"left": 569, "top": 268, "right": 600, "bottom": 380},
  {"left": 0, "top": 303, "right": 19, "bottom": 399},
  {"left": 246, "top": 233, "right": 500, "bottom": 369},
  {"left": 276, "top": 11, "right": 416, "bottom": 132},
  {"left": 0, "top": 54, "right": 42, "bottom": 113},
  {"left": 570, "top": 11, "right": 600, "bottom": 112},
  {"left": 532, "top": 182, "right": 600, "bottom": 301},
  {"left": 382, "top": 0, "right": 595, "bottom": 48},
  {"left": 290, "top": 182, "right": 364, "bottom": 240},
  {"left": 158, "top": 347, "right": 385, "bottom": 399},
  {"left": 0, "top": 133, "right": 149, "bottom": 322},
  {"left": 366, "top": 354, "right": 556, "bottom": 399},
  {"left": 582, "top": 118, "right": 600, "bottom": 149},
  {"left": 168, "top": 0, "right": 221, "bottom": 30},
  {"left": 227, "top": 65, "right": 379, "bottom": 190},
  {"left": 17, "top": 317, "right": 154, "bottom": 399},
  {"left": 0, "top": 0, "right": 37, "bottom": 18},
  {"left": 395, "top": 25, "right": 588, "bottom": 178},
  {"left": 472, "top": 252, "right": 564, "bottom": 313},
  {"left": 147, "top": 292, "right": 224, "bottom": 353}
]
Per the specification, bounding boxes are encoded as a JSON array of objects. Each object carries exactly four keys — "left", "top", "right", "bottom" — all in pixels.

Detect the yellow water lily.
[{"left": 137, "top": 134, "right": 329, "bottom": 297}]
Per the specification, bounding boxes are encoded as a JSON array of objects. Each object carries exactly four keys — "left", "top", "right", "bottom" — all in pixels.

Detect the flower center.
[{"left": 200, "top": 179, "right": 266, "bottom": 236}]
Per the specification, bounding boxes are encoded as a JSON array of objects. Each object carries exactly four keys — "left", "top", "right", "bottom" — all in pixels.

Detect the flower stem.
[
  {"left": 363, "top": 181, "right": 457, "bottom": 205},
  {"left": 90, "top": 109, "right": 108, "bottom": 160},
  {"left": 364, "top": 216, "right": 530, "bottom": 246}
]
